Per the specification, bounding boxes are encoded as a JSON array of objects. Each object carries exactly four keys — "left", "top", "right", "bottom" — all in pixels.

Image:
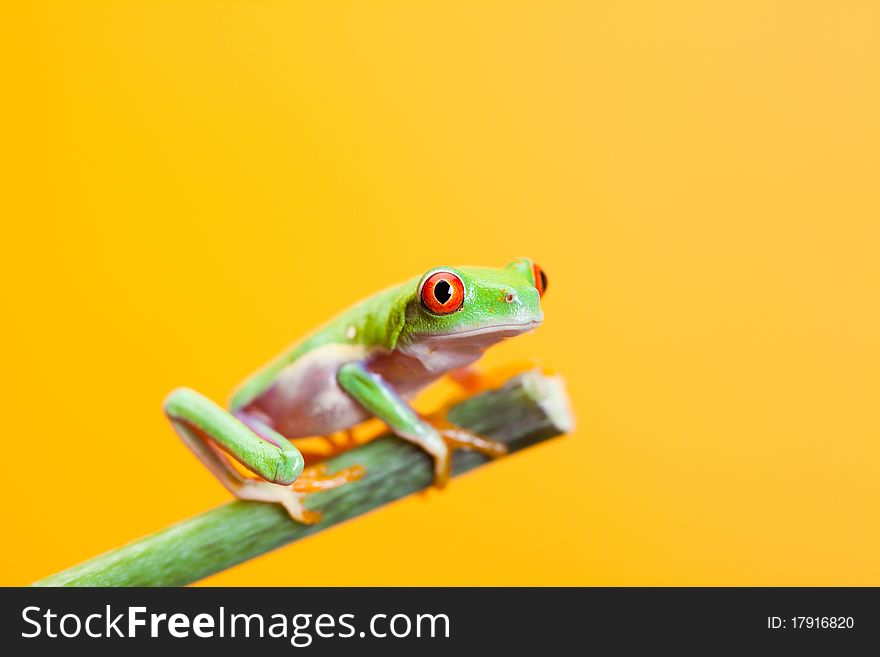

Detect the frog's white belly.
[
  {"left": 244, "top": 341, "right": 483, "bottom": 438},
  {"left": 245, "top": 344, "right": 370, "bottom": 438}
]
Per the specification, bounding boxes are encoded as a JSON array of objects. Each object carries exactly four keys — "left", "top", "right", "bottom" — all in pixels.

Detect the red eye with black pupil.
[
  {"left": 420, "top": 271, "right": 465, "bottom": 314},
  {"left": 532, "top": 263, "right": 548, "bottom": 297}
]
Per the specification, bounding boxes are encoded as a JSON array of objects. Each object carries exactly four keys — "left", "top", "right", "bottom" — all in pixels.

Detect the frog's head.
[{"left": 400, "top": 258, "right": 547, "bottom": 349}]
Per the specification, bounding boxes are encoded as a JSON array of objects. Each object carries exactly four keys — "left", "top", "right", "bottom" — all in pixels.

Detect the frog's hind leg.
[
  {"left": 292, "top": 461, "right": 366, "bottom": 494},
  {"left": 258, "top": 430, "right": 359, "bottom": 467},
  {"left": 164, "top": 387, "right": 319, "bottom": 523},
  {"left": 319, "top": 428, "right": 360, "bottom": 456},
  {"left": 448, "top": 359, "right": 549, "bottom": 395},
  {"left": 338, "top": 428, "right": 359, "bottom": 449}
]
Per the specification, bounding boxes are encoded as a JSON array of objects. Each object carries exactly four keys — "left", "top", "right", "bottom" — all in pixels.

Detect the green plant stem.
[{"left": 33, "top": 370, "right": 573, "bottom": 587}]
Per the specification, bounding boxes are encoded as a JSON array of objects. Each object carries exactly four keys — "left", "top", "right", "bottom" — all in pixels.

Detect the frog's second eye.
[
  {"left": 420, "top": 271, "right": 465, "bottom": 315},
  {"left": 532, "top": 263, "right": 548, "bottom": 297}
]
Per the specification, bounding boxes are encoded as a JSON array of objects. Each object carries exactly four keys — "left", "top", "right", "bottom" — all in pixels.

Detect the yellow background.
[{"left": 4, "top": 1, "right": 879, "bottom": 586}]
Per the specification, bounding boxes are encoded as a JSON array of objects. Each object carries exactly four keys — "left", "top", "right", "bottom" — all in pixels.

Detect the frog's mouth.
[{"left": 421, "top": 319, "right": 543, "bottom": 341}]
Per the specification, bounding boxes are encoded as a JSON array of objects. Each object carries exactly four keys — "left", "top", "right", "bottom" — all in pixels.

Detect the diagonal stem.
[{"left": 33, "top": 370, "right": 574, "bottom": 587}]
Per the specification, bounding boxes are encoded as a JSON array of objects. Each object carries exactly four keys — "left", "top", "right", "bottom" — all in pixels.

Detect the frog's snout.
[{"left": 495, "top": 283, "right": 543, "bottom": 329}]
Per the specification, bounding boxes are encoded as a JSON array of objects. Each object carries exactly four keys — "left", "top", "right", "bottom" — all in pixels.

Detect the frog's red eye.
[
  {"left": 532, "top": 263, "right": 548, "bottom": 297},
  {"left": 420, "top": 271, "right": 465, "bottom": 315}
]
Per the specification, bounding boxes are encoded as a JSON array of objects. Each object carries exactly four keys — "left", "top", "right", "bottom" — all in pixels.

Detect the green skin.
[{"left": 164, "top": 258, "right": 545, "bottom": 522}]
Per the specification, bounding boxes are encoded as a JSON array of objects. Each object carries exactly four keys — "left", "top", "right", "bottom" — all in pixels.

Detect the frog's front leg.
[
  {"left": 164, "top": 387, "right": 320, "bottom": 523},
  {"left": 337, "top": 362, "right": 507, "bottom": 487}
]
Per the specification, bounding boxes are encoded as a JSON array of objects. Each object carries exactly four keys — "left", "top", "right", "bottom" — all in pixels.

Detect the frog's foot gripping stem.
[
  {"left": 423, "top": 415, "right": 508, "bottom": 488},
  {"left": 293, "top": 462, "right": 366, "bottom": 494},
  {"left": 297, "top": 429, "right": 360, "bottom": 466},
  {"left": 164, "top": 387, "right": 360, "bottom": 524},
  {"left": 337, "top": 362, "right": 507, "bottom": 489}
]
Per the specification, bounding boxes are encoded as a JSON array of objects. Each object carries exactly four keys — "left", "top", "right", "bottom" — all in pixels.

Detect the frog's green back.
[{"left": 228, "top": 277, "right": 416, "bottom": 410}]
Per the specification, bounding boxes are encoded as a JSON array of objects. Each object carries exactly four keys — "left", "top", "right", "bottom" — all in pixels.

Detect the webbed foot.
[{"left": 422, "top": 414, "right": 508, "bottom": 488}]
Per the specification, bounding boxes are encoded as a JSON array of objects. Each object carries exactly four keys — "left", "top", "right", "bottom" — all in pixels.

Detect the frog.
[{"left": 164, "top": 258, "right": 548, "bottom": 523}]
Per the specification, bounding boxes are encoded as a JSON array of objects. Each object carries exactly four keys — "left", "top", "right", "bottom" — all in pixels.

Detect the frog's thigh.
[
  {"left": 164, "top": 388, "right": 317, "bottom": 523},
  {"left": 165, "top": 387, "right": 303, "bottom": 484}
]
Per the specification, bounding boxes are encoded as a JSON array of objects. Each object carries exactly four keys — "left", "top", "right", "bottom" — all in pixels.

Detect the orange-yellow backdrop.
[{"left": 4, "top": 1, "right": 879, "bottom": 586}]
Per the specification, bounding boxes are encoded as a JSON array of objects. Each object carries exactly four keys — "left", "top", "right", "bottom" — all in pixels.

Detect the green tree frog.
[{"left": 164, "top": 258, "right": 548, "bottom": 522}]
